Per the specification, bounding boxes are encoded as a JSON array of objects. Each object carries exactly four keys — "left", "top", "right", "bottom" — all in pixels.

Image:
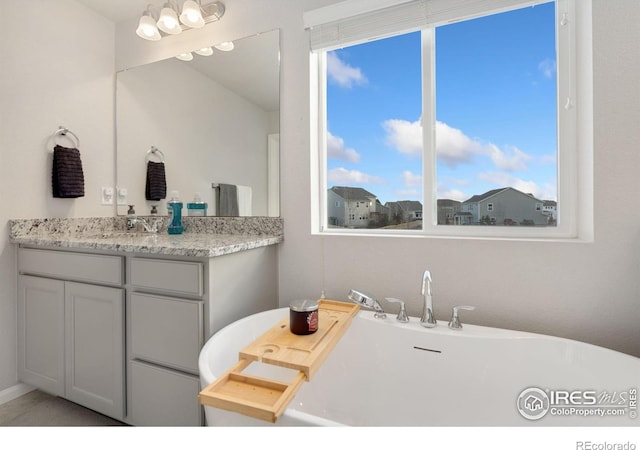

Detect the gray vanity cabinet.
[
  {"left": 124, "top": 246, "right": 278, "bottom": 426},
  {"left": 17, "top": 248, "right": 125, "bottom": 421},
  {"left": 126, "top": 257, "right": 205, "bottom": 426},
  {"left": 15, "top": 240, "right": 278, "bottom": 426}
]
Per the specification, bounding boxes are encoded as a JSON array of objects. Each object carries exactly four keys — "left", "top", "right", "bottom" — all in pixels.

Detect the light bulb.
[
  {"left": 180, "top": 0, "right": 205, "bottom": 28},
  {"left": 136, "top": 14, "right": 161, "bottom": 41},
  {"left": 214, "top": 41, "right": 234, "bottom": 52},
  {"left": 195, "top": 47, "right": 213, "bottom": 56},
  {"left": 157, "top": 6, "right": 181, "bottom": 35},
  {"left": 176, "top": 52, "right": 194, "bottom": 61}
]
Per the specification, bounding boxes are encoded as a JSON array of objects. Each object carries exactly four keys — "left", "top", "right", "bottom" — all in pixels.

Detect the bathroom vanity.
[{"left": 10, "top": 217, "right": 282, "bottom": 426}]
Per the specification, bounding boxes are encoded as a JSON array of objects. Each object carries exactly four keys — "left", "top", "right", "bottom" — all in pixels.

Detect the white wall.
[
  {"left": 277, "top": 0, "right": 640, "bottom": 357},
  {"left": 0, "top": 0, "right": 638, "bottom": 396},
  {"left": 0, "top": 1, "right": 115, "bottom": 392}
]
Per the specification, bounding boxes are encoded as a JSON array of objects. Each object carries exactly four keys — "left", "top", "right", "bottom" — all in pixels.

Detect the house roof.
[
  {"left": 463, "top": 187, "right": 542, "bottom": 204},
  {"left": 385, "top": 200, "right": 423, "bottom": 211},
  {"left": 463, "top": 188, "right": 508, "bottom": 204},
  {"left": 437, "top": 199, "right": 461, "bottom": 207},
  {"left": 329, "top": 186, "right": 377, "bottom": 201}
]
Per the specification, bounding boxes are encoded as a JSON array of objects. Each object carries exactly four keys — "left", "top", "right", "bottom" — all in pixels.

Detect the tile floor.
[{"left": 0, "top": 390, "right": 126, "bottom": 426}]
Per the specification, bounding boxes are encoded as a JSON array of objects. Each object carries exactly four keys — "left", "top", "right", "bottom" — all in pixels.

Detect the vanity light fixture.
[
  {"left": 176, "top": 52, "right": 194, "bottom": 61},
  {"left": 157, "top": 1, "right": 182, "bottom": 35},
  {"left": 214, "top": 41, "right": 234, "bottom": 52},
  {"left": 180, "top": 0, "right": 205, "bottom": 28},
  {"left": 136, "top": 8, "right": 161, "bottom": 41},
  {"left": 136, "top": 1, "right": 226, "bottom": 41},
  {"left": 195, "top": 47, "right": 214, "bottom": 56}
]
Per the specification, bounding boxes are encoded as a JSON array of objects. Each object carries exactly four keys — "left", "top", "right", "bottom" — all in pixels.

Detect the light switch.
[
  {"left": 101, "top": 187, "right": 114, "bottom": 205},
  {"left": 117, "top": 188, "right": 128, "bottom": 205}
]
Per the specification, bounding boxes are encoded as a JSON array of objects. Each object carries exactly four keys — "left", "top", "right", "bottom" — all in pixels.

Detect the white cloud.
[
  {"left": 327, "top": 131, "right": 361, "bottom": 163},
  {"left": 327, "top": 52, "right": 367, "bottom": 88},
  {"left": 328, "top": 167, "right": 384, "bottom": 185},
  {"left": 382, "top": 119, "right": 423, "bottom": 156},
  {"left": 402, "top": 170, "right": 422, "bottom": 187},
  {"left": 437, "top": 185, "right": 469, "bottom": 202},
  {"left": 487, "top": 144, "right": 532, "bottom": 171},
  {"left": 382, "top": 119, "right": 534, "bottom": 172},
  {"left": 435, "top": 121, "right": 484, "bottom": 168},
  {"left": 538, "top": 58, "right": 556, "bottom": 79}
]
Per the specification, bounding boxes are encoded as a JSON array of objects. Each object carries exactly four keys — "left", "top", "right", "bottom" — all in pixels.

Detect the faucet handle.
[
  {"left": 384, "top": 298, "right": 409, "bottom": 323},
  {"left": 448, "top": 305, "right": 475, "bottom": 330}
]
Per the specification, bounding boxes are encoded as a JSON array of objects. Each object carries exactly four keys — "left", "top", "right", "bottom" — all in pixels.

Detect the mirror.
[{"left": 116, "top": 29, "right": 280, "bottom": 217}]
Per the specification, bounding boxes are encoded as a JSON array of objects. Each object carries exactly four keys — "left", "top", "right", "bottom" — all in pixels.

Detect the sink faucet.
[
  {"left": 131, "top": 218, "right": 159, "bottom": 233},
  {"left": 420, "top": 270, "right": 436, "bottom": 328},
  {"left": 347, "top": 289, "right": 387, "bottom": 319}
]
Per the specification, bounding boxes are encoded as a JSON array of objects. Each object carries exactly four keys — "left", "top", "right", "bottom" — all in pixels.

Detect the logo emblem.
[{"left": 517, "top": 387, "right": 550, "bottom": 420}]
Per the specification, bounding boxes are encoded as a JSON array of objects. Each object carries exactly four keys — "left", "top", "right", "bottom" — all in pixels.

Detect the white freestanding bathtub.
[{"left": 199, "top": 307, "right": 640, "bottom": 426}]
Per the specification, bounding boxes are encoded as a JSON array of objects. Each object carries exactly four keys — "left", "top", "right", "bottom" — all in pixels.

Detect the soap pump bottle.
[
  {"left": 187, "top": 192, "right": 207, "bottom": 216},
  {"left": 167, "top": 191, "right": 183, "bottom": 235},
  {"left": 126, "top": 205, "right": 137, "bottom": 232}
]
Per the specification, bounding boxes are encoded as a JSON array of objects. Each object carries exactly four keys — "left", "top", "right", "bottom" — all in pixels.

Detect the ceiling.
[
  {"left": 76, "top": 0, "right": 153, "bottom": 23},
  {"left": 75, "top": 0, "right": 280, "bottom": 112}
]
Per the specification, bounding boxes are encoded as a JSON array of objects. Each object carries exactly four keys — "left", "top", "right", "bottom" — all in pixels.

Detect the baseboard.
[{"left": 0, "top": 383, "right": 36, "bottom": 406}]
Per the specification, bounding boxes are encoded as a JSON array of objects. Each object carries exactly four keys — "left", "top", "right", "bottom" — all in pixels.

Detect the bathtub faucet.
[
  {"left": 347, "top": 289, "right": 387, "bottom": 319},
  {"left": 420, "top": 270, "right": 436, "bottom": 328}
]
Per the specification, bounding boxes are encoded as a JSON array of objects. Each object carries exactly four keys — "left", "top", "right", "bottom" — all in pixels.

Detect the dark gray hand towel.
[
  {"left": 218, "top": 183, "right": 239, "bottom": 216},
  {"left": 145, "top": 161, "right": 167, "bottom": 201},
  {"left": 52, "top": 145, "right": 85, "bottom": 198}
]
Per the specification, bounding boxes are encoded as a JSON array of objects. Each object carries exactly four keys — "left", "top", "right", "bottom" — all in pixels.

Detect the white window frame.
[{"left": 307, "top": 0, "right": 593, "bottom": 241}]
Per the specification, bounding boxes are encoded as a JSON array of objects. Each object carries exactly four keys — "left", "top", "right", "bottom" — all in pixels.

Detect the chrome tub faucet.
[
  {"left": 420, "top": 270, "right": 436, "bottom": 328},
  {"left": 347, "top": 289, "right": 387, "bottom": 319}
]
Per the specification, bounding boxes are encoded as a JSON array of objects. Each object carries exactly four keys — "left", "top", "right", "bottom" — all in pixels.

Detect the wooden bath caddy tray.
[{"left": 198, "top": 299, "right": 359, "bottom": 423}]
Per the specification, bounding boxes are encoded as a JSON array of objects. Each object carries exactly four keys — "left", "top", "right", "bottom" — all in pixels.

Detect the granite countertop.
[{"left": 9, "top": 217, "right": 283, "bottom": 258}]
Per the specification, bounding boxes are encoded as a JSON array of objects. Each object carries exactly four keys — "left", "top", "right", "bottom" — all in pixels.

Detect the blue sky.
[{"left": 326, "top": 2, "right": 557, "bottom": 205}]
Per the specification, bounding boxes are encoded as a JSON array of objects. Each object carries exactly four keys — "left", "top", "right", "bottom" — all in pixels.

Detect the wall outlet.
[
  {"left": 101, "top": 187, "right": 114, "bottom": 205},
  {"left": 117, "top": 188, "right": 128, "bottom": 205}
]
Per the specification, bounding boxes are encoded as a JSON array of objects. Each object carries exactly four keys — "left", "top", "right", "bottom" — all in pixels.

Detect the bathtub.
[{"left": 199, "top": 306, "right": 640, "bottom": 426}]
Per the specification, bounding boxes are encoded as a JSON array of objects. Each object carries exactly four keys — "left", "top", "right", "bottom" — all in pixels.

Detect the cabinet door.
[
  {"left": 17, "top": 275, "right": 65, "bottom": 396},
  {"left": 65, "top": 282, "right": 125, "bottom": 421},
  {"left": 129, "top": 360, "right": 203, "bottom": 426}
]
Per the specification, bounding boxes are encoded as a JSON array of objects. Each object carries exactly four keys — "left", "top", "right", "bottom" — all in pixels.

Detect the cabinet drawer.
[
  {"left": 129, "top": 360, "right": 203, "bottom": 426},
  {"left": 129, "top": 293, "right": 203, "bottom": 373},
  {"left": 18, "top": 248, "right": 123, "bottom": 286},
  {"left": 129, "top": 258, "right": 204, "bottom": 297}
]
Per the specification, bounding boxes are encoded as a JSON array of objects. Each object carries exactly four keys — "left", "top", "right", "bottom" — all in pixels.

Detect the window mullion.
[{"left": 421, "top": 28, "right": 436, "bottom": 232}]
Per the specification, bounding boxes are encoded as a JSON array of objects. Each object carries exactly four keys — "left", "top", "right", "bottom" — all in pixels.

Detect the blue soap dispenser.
[
  {"left": 187, "top": 192, "right": 207, "bottom": 216},
  {"left": 167, "top": 190, "right": 183, "bottom": 235}
]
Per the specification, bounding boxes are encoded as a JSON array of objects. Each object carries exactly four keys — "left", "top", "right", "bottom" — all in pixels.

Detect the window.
[{"left": 307, "top": 0, "right": 592, "bottom": 240}]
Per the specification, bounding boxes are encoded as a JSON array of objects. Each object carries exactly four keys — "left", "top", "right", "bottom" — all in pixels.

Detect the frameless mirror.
[{"left": 116, "top": 29, "right": 280, "bottom": 217}]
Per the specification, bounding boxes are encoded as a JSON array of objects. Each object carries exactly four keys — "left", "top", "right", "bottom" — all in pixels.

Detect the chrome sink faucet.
[
  {"left": 131, "top": 218, "right": 159, "bottom": 233},
  {"left": 420, "top": 270, "right": 436, "bottom": 328}
]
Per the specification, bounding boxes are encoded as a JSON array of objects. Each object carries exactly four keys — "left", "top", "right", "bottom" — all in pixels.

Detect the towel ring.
[
  {"left": 146, "top": 146, "right": 165, "bottom": 163},
  {"left": 53, "top": 126, "right": 80, "bottom": 148}
]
